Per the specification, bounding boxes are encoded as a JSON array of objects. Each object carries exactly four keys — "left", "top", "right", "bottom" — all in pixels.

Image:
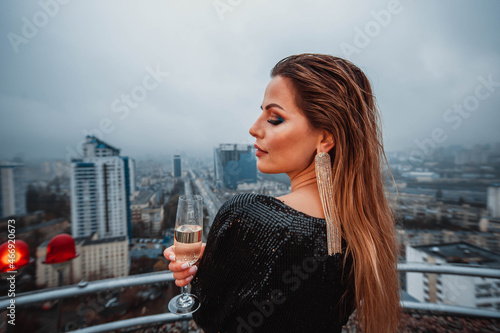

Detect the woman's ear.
[{"left": 317, "top": 130, "right": 335, "bottom": 153}]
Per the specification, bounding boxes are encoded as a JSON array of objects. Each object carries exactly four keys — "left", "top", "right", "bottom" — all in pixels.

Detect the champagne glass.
[{"left": 168, "top": 195, "right": 203, "bottom": 314}]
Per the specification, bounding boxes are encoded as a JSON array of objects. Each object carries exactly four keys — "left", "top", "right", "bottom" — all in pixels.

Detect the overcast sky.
[{"left": 1, "top": 0, "right": 499, "bottom": 163}]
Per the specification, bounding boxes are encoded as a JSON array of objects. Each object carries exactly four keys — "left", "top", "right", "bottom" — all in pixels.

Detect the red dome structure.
[
  {"left": 43, "top": 234, "right": 79, "bottom": 264},
  {"left": 0, "top": 240, "right": 30, "bottom": 273}
]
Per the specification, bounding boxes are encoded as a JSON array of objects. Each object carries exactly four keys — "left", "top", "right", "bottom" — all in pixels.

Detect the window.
[
  {"left": 476, "top": 292, "right": 492, "bottom": 298},
  {"left": 477, "top": 303, "right": 493, "bottom": 308}
]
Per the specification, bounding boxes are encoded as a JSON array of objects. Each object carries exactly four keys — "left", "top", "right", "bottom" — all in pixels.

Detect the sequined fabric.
[{"left": 191, "top": 193, "right": 355, "bottom": 333}]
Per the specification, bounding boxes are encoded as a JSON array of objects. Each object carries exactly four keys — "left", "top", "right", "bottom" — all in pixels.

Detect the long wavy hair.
[{"left": 271, "top": 54, "right": 401, "bottom": 332}]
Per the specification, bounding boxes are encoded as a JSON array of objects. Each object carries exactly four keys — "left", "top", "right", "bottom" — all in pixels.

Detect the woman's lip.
[
  {"left": 254, "top": 144, "right": 268, "bottom": 156},
  {"left": 255, "top": 149, "right": 267, "bottom": 157},
  {"left": 254, "top": 144, "right": 267, "bottom": 153}
]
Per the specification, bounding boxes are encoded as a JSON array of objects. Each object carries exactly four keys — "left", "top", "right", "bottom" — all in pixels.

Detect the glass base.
[{"left": 168, "top": 293, "right": 200, "bottom": 314}]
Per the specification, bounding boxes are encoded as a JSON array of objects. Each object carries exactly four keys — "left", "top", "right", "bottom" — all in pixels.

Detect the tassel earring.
[{"left": 315, "top": 152, "right": 342, "bottom": 255}]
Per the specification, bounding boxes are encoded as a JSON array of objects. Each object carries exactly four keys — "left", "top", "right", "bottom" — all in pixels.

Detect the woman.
[{"left": 165, "top": 54, "right": 401, "bottom": 332}]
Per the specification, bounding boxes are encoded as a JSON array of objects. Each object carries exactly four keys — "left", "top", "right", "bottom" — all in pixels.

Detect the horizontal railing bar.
[
  {"left": 68, "top": 313, "right": 192, "bottom": 333},
  {"left": 398, "top": 263, "right": 500, "bottom": 278},
  {"left": 402, "top": 301, "right": 500, "bottom": 319},
  {"left": 68, "top": 301, "right": 500, "bottom": 333},
  {"left": 66, "top": 302, "right": 500, "bottom": 333},
  {"left": 1, "top": 263, "right": 499, "bottom": 314},
  {"left": 0, "top": 271, "right": 174, "bottom": 308}
]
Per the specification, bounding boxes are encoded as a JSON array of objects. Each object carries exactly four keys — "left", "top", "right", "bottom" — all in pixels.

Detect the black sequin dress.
[{"left": 191, "top": 193, "right": 356, "bottom": 333}]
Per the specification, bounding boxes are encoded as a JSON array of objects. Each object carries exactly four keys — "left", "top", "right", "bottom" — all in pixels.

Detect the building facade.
[
  {"left": 406, "top": 242, "right": 500, "bottom": 311},
  {"left": 36, "top": 233, "right": 128, "bottom": 287},
  {"left": 397, "top": 228, "right": 500, "bottom": 254},
  {"left": 214, "top": 144, "right": 257, "bottom": 190},
  {"left": 141, "top": 207, "right": 164, "bottom": 235},
  {"left": 173, "top": 155, "right": 182, "bottom": 178},
  {"left": 130, "top": 190, "right": 164, "bottom": 237},
  {"left": 0, "top": 161, "right": 26, "bottom": 218},
  {"left": 70, "top": 136, "right": 135, "bottom": 240},
  {"left": 487, "top": 183, "right": 500, "bottom": 218}
]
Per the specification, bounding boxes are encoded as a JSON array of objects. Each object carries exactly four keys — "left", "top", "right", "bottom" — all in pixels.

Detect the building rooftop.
[
  {"left": 131, "top": 191, "right": 155, "bottom": 205},
  {"left": 85, "top": 135, "right": 121, "bottom": 155},
  {"left": 77, "top": 234, "right": 128, "bottom": 246},
  {"left": 413, "top": 242, "right": 500, "bottom": 267},
  {"left": 39, "top": 232, "right": 128, "bottom": 248},
  {"left": 0, "top": 160, "right": 24, "bottom": 168}
]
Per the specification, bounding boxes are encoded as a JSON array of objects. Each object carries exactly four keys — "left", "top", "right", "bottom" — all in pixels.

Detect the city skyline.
[{"left": 1, "top": 1, "right": 500, "bottom": 162}]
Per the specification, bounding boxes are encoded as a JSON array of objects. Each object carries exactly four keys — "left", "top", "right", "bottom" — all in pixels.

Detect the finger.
[
  {"left": 175, "top": 275, "right": 194, "bottom": 287},
  {"left": 173, "top": 265, "right": 198, "bottom": 280},
  {"left": 163, "top": 246, "right": 176, "bottom": 261},
  {"left": 168, "top": 260, "right": 194, "bottom": 272}
]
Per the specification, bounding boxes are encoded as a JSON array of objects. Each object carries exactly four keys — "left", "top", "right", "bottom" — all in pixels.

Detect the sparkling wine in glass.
[{"left": 168, "top": 195, "right": 203, "bottom": 314}]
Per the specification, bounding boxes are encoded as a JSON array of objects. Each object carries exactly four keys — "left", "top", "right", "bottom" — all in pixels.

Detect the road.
[{"left": 184, "top": 161, "right": 223, "bottom": 230}]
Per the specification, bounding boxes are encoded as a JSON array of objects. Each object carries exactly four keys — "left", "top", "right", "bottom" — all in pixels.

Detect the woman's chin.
[
  {"left": 256, "top": 161, "right": 270, "bottom": 174},
  {"left": 256, "top": 162, "right": 282, "bottom": 175}
]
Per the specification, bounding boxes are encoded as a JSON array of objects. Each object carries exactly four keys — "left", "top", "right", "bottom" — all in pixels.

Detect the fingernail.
[
  {"left": 169, "top": 255, "right": 175, "bottom": 261},
  {"left": 186, "top": 275, "right": 193, "bottom": 282},
  {"left": 181, "top": 262, "right": 191, "bottom": 269},
  {"left": 189, "top": 266, "right": 198, "bottom": 274}
]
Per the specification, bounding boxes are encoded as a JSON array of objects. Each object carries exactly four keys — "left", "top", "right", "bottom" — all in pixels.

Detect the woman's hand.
[{"left": 163, "top": 243, "right": 206, "bottom": 287}]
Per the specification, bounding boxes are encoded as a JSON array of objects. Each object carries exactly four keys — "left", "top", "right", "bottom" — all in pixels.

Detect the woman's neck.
[
  {"left": 277, "top": 159, "right": 324, "bottom": 219},
  {"left": 289, "top": 160, "right": 317, "bottom": 193}
]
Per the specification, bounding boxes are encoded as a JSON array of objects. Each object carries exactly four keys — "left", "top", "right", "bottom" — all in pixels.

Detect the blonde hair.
[{"left": 272, "top": 54, "right": 401, "bottom": 332}]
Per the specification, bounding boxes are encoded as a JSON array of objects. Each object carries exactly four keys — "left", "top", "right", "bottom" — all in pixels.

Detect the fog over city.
[{"left": 1, "top": 0, "right": 499, "bottom": 162}]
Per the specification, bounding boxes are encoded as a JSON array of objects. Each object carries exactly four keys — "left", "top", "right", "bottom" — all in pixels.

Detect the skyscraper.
[
  {"left": 214, "top": 144, "right": 257, "bottom": 190},
  {"left": 0, "top": 161, "right": 26, "bottom": 218},
  {"left": 70, "top": 136, "right": 135, "bottom": 240},
  {"left": 173, "top": 155, "right": 182, "bottom": 178}
]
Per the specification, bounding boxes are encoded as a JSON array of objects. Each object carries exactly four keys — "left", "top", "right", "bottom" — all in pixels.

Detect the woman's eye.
[{"left": 267, "top": 117, "right": 284, "bottom": 125}]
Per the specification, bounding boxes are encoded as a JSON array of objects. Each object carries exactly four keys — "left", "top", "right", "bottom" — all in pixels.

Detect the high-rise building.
[
  {"left": 70, "top": 136, "right": 135, "bottom": 240},
  {"left": 487, "top": 183, "right": 500, "bottom": 218},
  {"left": 0, "top": 161, "right": 26, "bottom": 218},
  {"left": 214, "top": 144, "right": 257, "bottom": 190},
  {"left": 406, "top": 242, "right": 500, "bottom": 311},
  {"left": 173, "top": 155, "right": 182, "bottom": 178}
]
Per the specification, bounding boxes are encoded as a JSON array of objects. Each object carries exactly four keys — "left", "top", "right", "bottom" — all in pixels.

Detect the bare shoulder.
[{"left": 277, "top": 191, "right": 325, "bottom": 219}]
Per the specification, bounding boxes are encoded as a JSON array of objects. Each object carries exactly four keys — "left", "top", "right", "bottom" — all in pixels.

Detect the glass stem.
[
  {"left": 181, "top": 285, "right": 188, "bottom": 297},
  {"left": 176, "top": 283, "right": 193, "bottom": 309}
]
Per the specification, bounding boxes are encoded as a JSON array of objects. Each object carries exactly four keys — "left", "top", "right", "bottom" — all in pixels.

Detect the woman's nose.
[{"left": 249, "top": 119, "right": 261, "bottom": 138}]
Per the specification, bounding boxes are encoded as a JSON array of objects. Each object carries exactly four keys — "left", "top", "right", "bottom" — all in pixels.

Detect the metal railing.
[
  {"left": 70, "top": 313, "right": 192, "bottom": 333},
  {"left": 397, "top": 262, "right": 500, "bottom": 278},
  {"left": 1, "top": 263, "right": 499, "bottom": 333},
  {"left": 0, "top": 271, "right": 175, "bottom": 308}
]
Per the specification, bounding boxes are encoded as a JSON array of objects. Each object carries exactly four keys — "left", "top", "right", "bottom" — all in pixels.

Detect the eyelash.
[{"left": 267, "top": 116, "right": 284, "bottom": 125}]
